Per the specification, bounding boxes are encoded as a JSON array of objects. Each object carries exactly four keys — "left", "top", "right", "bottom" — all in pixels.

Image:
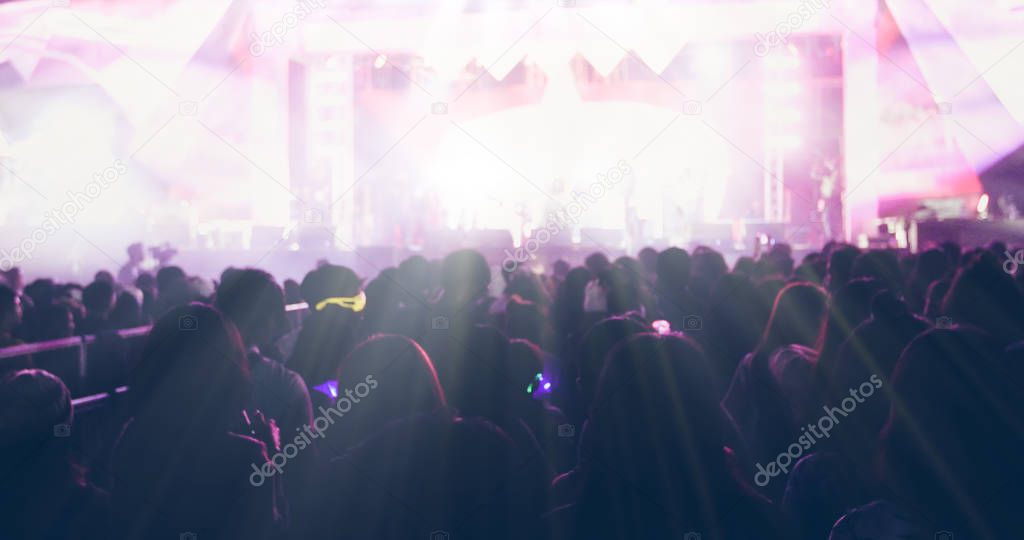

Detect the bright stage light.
[
  {"left": 764, "top": 81, "right": 802, "bottom": 98},
  {"left": 373, "top": 54, "right": 388, "bottom": 69},
  {"left": 762, "top": 50, "right": 801, "bottom": 71},
  {"left": 977, "top": 193, "right": 990, "bottom": 214},
  {"left": 766, "top": 134, "right": 803, "bottom": 150},
  {"left": 692, "top": 45, "right": 733, "bottom": 82},
  {"left": 14, "top": 102, "right": 117, "bottom": 189},
  {"left": 765, "top": 108, "right": 803, "bottom": 126}
]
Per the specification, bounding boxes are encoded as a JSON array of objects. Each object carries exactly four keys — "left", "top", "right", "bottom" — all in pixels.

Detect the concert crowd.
[{"left": 1, "top": 240, "right": 1022, "bottom": 540}]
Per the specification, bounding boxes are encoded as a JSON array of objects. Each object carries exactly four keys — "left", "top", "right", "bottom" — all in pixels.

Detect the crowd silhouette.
[{"left": 1, "top": 239, "right": 1023, "bottom": 539}]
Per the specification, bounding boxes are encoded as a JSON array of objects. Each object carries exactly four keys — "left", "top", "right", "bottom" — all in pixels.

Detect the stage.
[{"left": 1, "top": 0, "right": 1021, "bottom": 280}]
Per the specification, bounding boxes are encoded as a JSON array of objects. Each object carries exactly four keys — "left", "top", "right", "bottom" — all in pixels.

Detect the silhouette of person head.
[
  {"left": 82, "top": 280, "right": 116, "bottom": 320},
  {"left": 291, "top": 264, "right": 364, "bottom": 385},
  {"left": 322, "top": 334, "right": 447, "bottom": 454},
  {"left": 656, "top": 247, "right": 690, "bottom": 293},
  {"left": 215, "top": 268, "right": 288, "bottom": 350},
  {"left": 943, "top": 251, "right": 1024, "bottom": 345},
  {"left": 0, "top": 369, "right": 74, "bottom": 483},
  {"left": 577, "top": 333, "right": 780, "bottom": 538},
  {"left": 129, "top": 303, "right": 250, "bottom": 434},
  {"left": 880, "top": 328, "right": 1024, "bottom": 535},
  {"left": 575, "top": 316, "right": 647, "bottom": 414},
  {"left": 439, "top": 249, "right": 491, "bottom": 307},
  {"left": 756, "top": 282, "right": 828, "bottom": 357}
]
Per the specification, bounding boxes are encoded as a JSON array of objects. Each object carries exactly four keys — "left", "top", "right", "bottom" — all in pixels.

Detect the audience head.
[
  {"left": 0, "top": 369, "right": 75, "bottom": 484},
  {"left": 816, "top": 277, "right": 884, "bottom": 376},
  {"left": 584, "top": 252, "right": 611, "bottom": 274},
  {"left": 82, "top": 280, "right": 115, "bottom": 319},
  {"left": 942, "top": 251, "right": 1024, "bottom": 344},
  {"left": 552, "top": 259, "right": 571, "bottom": 281},
  {"left": 638, "top": 246, "right": 659, "bottom": 276},
  {"left": 397, "top": 254, "right": 431, "bottom": 300},
  {"left": 576, "top": 316, "right": 648, "bottom": 413},
  {"left": 323, "top": 334, "right": 446, "bottom": 453},
  {"left": 93, "top": 270, "right": 114, "bottom": 285},
  {"left": 826, "top": 244, "right": 860, "bottom": 290},
  {"left": 110, "top": 289, "right": 144, "bottom": 328},
  {"left": 291, "top": 264, "right": 365, "bottom": 385},
  {"left": 850, "top": 250, "right": 902, "bottom": 294},
  {"left": 689, "top": 246, "right": 728, "bottom": 299},
  {"left": 439, "top": 249, "right": 490, "bottom": 304},
  {"left": 35, "top": 303, "right": 76, "bottom": 340},
  {"left": 757, "top": 282, "right": 828, "bottom": 356},
  {"left": 576, "top": 333, "right": 743, "bottom": 538},
  {"left": 126, "top": 242, "right": 145, "bottom": 263},
  {"left": 880, "top": 328, "right": 1024, "bottom": 534},
  {"left": 24, "top": 278, "right": 55, "bottom": 309},
  {"left": 912, "top": 248, "right": 949, "bottom": 283},
  {"left": 655, "top": 247, "right": 690, "bottom": 291},
  {"left": 155, "top": 266, "right": 186, "bottom": 294},
  {"left": 300, "top": 263, "right": 362, "bottom": 305},
  {"left": 215, "top": 268, "right": 287, "bottom": 348},
  {"left": 130, "top": 304, "right": 250, "bottom": 433}
]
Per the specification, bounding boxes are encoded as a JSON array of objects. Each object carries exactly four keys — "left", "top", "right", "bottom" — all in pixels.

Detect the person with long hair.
[
  {"left": 721, "top": 282, "right": 828, "bottom": 498},
  {"left": 831, "top": 328, "right": 1024, "bottom": 539},
  {"left": 317, "top": 334, "right": 447, "bottom": 457},
  {"left": 561, "top": 333, "right": 789, "bottom": 539},
  {"left": 110, "top": 304, "right": 282, "bottom": 540}
]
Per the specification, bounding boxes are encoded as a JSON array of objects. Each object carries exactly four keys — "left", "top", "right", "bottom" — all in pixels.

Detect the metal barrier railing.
[{"left": 1, "top": 302, "right": 310, "bottom": 405}]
